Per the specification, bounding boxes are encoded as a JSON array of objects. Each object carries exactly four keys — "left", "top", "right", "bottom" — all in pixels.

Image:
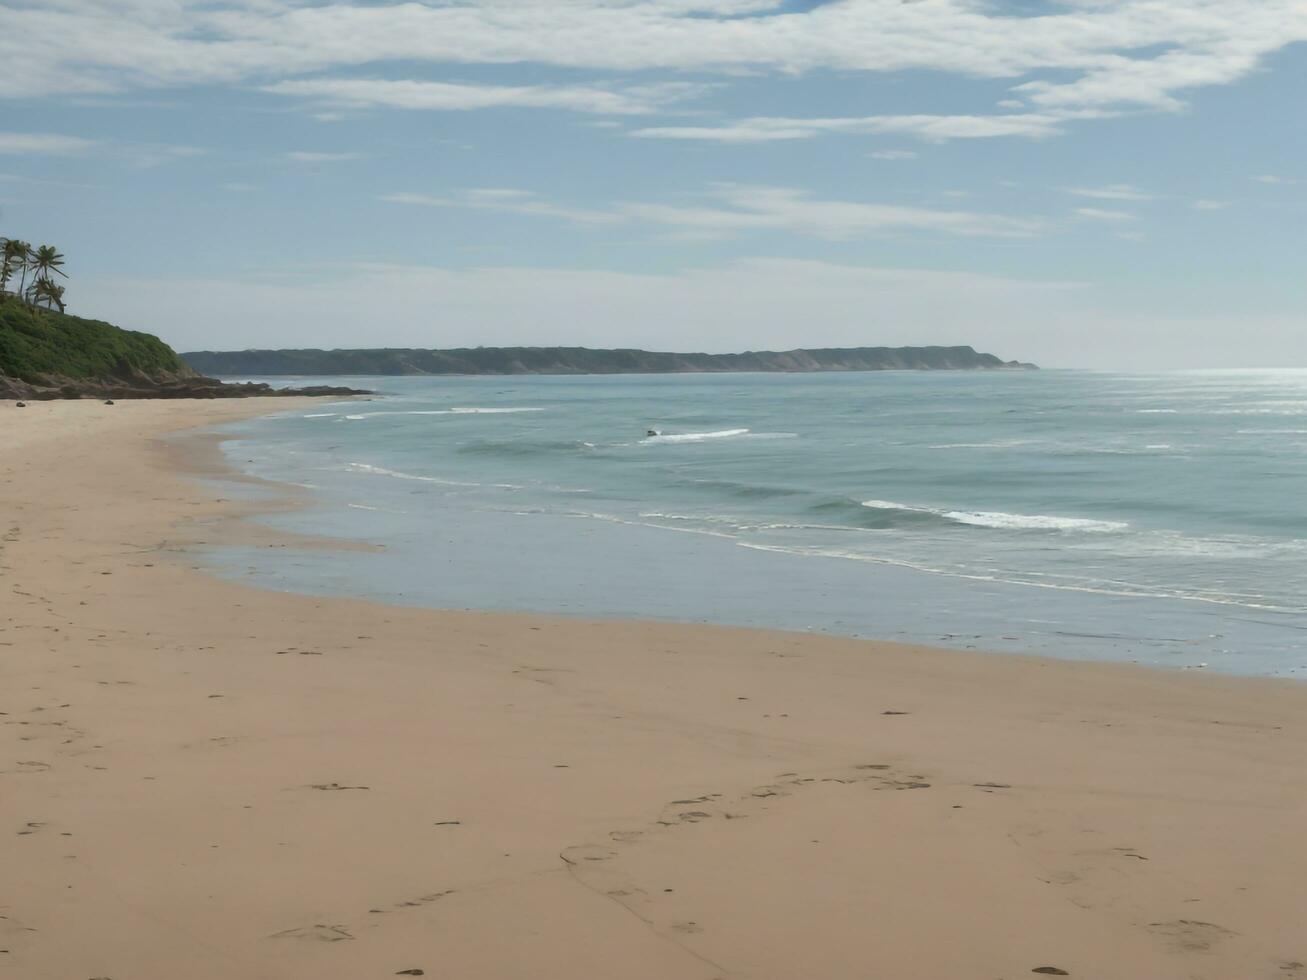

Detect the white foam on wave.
[
  {"left": 448, "top": 406, "right": 544, "bottom": 414},
  {"left": 861, "top": 499, "right": 1127, "bottom": 532},
  {"left": 302, "top": 412, "right": 338, "bottom": 418},
  {"left": 346, "top": 502, "right": 410, "bottom": 514},
  {"left": 341, "top": 407, "right": 544, "bottom": 419},
  {"left": 345, "top": 462, "right": 480, "bottom": 488},
  {"left": 947, "top": 510, "right": 1129, "bottom": 532},
  {"left": 861, "top": 499, "right": 935, "bottom": 514},
  {"left": 642, "top": 428, "right": 750, "bottom": 444},
  {"left": 1136, "top": 409, "right": 1178, "bottom": 414},
  {"left": 928, "top": 442, "right": 1020, "bottom": 449}
]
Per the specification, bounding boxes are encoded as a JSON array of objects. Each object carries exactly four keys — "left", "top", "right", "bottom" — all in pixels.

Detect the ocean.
[{"left": 204, "top": 369, "right": 1307, "bottom": 678}]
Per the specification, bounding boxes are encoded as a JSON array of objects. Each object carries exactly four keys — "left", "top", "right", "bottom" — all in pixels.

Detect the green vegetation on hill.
[
  {"left": 0, "top": 302, "right": 190, "bottom": 383},
  {"left": 183, "top": 345, "right": 1036, "bottom": 376}
]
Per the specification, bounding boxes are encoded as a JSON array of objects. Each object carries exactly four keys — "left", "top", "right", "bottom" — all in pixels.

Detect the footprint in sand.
[
  {"left": 561, "top": 844, "right": 616, "bottom": 865},
  {"left": 308, "top": 782, "right": 369, "bottom": 791},
  {"left": 392, "top": 890, "right": 454, "bottom": 910},
  {"left": 269, "top": 924, "right": 354, "bottom": 942}
]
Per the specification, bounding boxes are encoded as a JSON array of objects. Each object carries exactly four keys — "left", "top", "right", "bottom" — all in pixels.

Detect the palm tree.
[
  {"left": 0, "top": 237, "right": 29, "bottom": 299},
  {"left": 30, "top": 277, "right": 65, "bottom": 313},
  {"left": 10, "top": 240, "right": 34, "bottom": 302},
  {"left": 28, "top": 245, "right": 66, "bottom": 286}
]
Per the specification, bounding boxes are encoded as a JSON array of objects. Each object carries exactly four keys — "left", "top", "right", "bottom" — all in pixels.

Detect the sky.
[{"left": 1, "top": 0, "right": 1305, "bottom": 369}]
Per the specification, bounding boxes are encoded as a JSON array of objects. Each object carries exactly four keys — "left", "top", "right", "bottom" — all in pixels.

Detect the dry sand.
[{"left": 2, "top": 399, "right": 1306, "bottom": 980}]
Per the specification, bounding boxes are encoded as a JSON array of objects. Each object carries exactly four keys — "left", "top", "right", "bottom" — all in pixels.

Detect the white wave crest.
[
  {"left": 945, "top": 510, "right": 1128, "bottom": 532},
  {"left": 642, "top": 428, "right": 750, "bottom": 444},
  {"left": 861, "top": 499, "right": 1127, "bottom": 532}
]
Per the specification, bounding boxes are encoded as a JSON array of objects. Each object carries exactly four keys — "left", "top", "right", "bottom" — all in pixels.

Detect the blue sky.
[{"left": 1, "top": 0, "right": 1304, "bottom": 368}]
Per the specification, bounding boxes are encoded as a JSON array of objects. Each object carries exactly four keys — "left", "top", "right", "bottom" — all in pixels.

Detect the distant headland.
[
  {"left": 2, "top": 233, "right": 369, "bottom": 400},
  {"left": 182, "top": 345, "right": 1037, "bottom": 376}
]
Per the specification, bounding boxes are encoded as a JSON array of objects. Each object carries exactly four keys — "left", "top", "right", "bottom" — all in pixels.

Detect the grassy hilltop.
[{"left": 0, "top": 303, "right": 191, "bottom": 384}]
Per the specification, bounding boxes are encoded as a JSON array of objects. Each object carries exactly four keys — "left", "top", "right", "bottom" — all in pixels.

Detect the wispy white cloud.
[
  {"left": 0, "top": 132, "right": 95, "bottom": 155},
  {"left": 1, "top": 0, "right": 1301, "bottom": 143},
  {"left": 1251, "top": 174, "right": 1298, "bottom": 185},
  {"left": 383, "top": 189, "right": 619, "bottom": 226},
  {"left": 385, "top": 184, "right": 1045, "bottom": 240},
  {"left": 1073, "top": 207, "right": 1138, "bottom": 222},
  {"left": 869, "top": 149, "right": 918, "bottom": 161},
  {"left": 283, "top": 150, "right": 364, "bottom": 162},
  {"left": 631, "top": 112, "right": 1082, "bottom": 143},
  {"left": 1064, "top": 184, "right": 1153, "bottom": 202},
  {"left": 1192, "top": 199, "right": 1231, "bottom": 210},
  {"left": 265, "top": 78, "right": 709, "bottom": 116}
]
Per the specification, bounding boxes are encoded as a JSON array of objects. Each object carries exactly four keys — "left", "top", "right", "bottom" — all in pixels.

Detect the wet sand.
[{"left": 2, "top": 399, "right": 1306, "bottom": 980}]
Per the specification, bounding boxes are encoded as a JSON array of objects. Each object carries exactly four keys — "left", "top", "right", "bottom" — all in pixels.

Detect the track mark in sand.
[
  {"left": 307, "top": 782, "right": 370, "bottom": 791},
  {"left": 561, "top": 764, "right": 941, "bottom": 941},
  {"left": 366, "top": 889, "right": 456, "bottom": 920},
  {"left": 1032, "top": 968, "right": 1070, "bottom": 976},
  {"left": 269, "top": 924, "right": 354, "bottom": 942},
  {"left": 555, "top": 761, "right": 948, "bottom": 976},
  {"left": 511, "top": 664, "right": 577, "bottom": 687},
  {"left": 391, "top": 890, "right": 456, "bottom": 910},
  {"left": 1146, "top": 919, "right": 1237, "bottom": 953}
]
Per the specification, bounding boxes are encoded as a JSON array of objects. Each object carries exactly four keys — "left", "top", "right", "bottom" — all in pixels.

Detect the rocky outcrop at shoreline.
[{"left": 1, "top": 373, "right": 370, "bottom": 401}]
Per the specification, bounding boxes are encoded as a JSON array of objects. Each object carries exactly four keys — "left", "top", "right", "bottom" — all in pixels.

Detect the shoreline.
[{"left": 3, "top": 399, "right": 1306, "bottom": 979}]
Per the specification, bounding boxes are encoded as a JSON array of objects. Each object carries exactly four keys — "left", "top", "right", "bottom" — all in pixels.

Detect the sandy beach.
[{"left": 2, "top": 399, "right": 1306, "bottom": 980}]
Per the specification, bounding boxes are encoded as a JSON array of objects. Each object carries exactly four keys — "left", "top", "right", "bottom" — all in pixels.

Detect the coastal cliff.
[{"left": 182, "top": 344, "right": 1037, "bottom": 376}]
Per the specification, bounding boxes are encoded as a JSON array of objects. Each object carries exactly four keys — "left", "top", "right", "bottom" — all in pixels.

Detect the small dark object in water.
[
  {"left": 646, "top": 428, "right": 660, "bottom": 437},
  {"left": 14, "top": 401, "right": 26, "bottom": 408}
]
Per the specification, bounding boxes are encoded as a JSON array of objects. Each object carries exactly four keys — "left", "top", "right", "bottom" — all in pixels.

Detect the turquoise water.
[{"left": 209, "top": 370, "right": 1307, "bottom": 677}]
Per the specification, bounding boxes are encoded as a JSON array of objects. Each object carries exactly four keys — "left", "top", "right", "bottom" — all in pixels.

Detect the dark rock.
[
  {"left": 396, "top": 970, "right": 425, "bottom": 976},
  {"left": 1033, "top": 968, "right": 1070, "bottom": 975}
]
